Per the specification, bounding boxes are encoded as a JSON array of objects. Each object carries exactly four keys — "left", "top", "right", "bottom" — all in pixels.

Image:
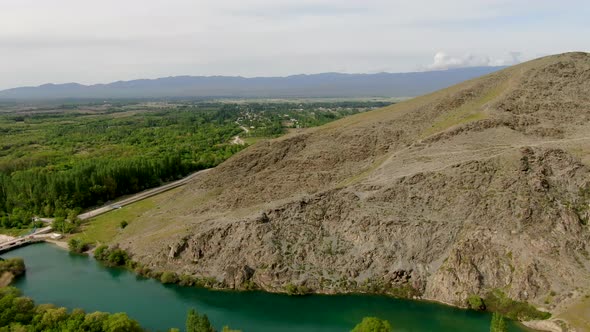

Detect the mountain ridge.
[
  {"left": 0, "top": 66, "right": 504, "bottom": 100},
  {"left": 98, "top": 52, "right": 590, "bottom": 330}
]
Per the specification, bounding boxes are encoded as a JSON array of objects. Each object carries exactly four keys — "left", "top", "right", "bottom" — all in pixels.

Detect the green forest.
[{"left": 0, "top": 100, "right": 390, "bottom": 228}]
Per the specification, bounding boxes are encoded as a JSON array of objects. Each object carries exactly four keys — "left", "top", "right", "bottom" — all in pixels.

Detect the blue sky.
[{"left": 0, "top": 0, "right": 589, "bottom": 89}]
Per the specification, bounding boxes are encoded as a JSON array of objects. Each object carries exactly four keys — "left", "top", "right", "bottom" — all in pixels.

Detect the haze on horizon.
[{"left": 1, "top": 0, "right": 589, "bottom": 90}]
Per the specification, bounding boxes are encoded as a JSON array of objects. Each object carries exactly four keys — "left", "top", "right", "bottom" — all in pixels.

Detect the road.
[
  {"left": 230, "top": 125, "right": 250, "bottom": 145},
  {"left": 77, "top": 168, "right": 211, "bottom": 220}
]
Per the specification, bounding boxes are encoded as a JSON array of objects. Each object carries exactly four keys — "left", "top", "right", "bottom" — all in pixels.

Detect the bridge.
[{"left": 0, "top": 226, "right": 54, "bottom": 254}]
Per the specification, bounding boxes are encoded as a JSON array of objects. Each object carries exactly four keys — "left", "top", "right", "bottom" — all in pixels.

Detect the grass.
[
  {"left": 70, "top": 187, "right": 182, "bottom": 245},
  {"left": 420, "top": 78, "right": 510, "bottom": 138},
  {"left": 484, "top": 289, "right": 551, "bottom": 321},
  {"left": 0, "top": 228, "right": 31, "bottom": 237},
  {"left": 556, "top": 291, "right": 590, "bottom": 331},
  {"left": 243, "top": 136, "right": 269, "bottom": 145}
]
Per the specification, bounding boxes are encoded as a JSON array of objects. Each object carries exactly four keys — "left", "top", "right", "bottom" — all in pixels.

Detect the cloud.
[
  {"left": 426, "top": 51, "right": 522, "bottom": 70},
  {"left": 0, "top": 0, "right": 588, "bottom": 89}
]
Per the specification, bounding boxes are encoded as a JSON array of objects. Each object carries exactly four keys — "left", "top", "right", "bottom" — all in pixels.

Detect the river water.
[{"left": 3, "top": 243, "right": 533, "bottom": 332}]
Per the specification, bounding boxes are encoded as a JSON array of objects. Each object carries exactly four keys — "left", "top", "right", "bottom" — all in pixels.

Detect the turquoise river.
[{"left": 3, "top": 243, "right": 534, "bottom": 332}]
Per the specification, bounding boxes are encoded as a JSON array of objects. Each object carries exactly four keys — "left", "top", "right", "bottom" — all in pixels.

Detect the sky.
[{"left": 1, "top": 0, "right": 589, "bottom": 90}]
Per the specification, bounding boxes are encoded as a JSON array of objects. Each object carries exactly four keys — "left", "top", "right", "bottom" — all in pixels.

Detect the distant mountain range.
[{"left": 0, "top": 66, "right": 505, "bottom": 100}]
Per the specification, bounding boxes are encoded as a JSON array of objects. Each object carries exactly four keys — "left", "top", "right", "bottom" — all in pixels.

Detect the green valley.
[{"left": 0, "top": 100, "right": 389, "bottom": 229}]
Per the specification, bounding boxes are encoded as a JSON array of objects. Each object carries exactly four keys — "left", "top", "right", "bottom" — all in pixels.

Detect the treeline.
[
  {"left": 0, "top": 288, "right": 143, "bottom": 332},
  {"left": 0, "top": 150, "right": 240, "bottom": 222},
  {"left": 0, "top": 286, "right": 241, "bottom": 332},
  {"left": 0, "top": 107, "right": 245, "bottom": 228}
]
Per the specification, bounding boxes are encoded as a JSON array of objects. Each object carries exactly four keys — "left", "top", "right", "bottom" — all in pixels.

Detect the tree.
[
  {"left": 490, "top": 313, "right": 507, "bottom": 332},
  {"left": 101, "top": 312, "right": 142, "bottom": 332},
  {"left": 120, "top": 220, "right": 128, "bottom": 229},
  {"left": 186, "top": 308, "right": 215, "bottom": 332},
  {"left": 94, "top": 245, "right": 109, "bottom": 260},
  {"left": 68, "top": 239, "right": 81, "bottom": 253},
  {"left": 351, "top": 317, "right": 392, "bottom": 332},
  {"left": 107, "top": 249, "right": 129, "bottom": 266},
  {"left": 68, "top": 238, "right": 90, "bottom": 254},
  {"left": 67, "top": 208, "right": 80, "bottom": 223}
]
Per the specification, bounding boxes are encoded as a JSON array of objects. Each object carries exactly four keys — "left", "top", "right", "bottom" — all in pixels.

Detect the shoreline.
[
  {"left": 521, "top": 320, "right": 563, "bottom": 332},
  {"left": 3, "top": 240, "right": 560, "bottom": 331},
  {"left": 45, "top": 239, "right": 69, "bottom": 250}
]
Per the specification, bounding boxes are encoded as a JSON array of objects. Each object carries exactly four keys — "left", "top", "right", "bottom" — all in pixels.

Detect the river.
[{"left": 3, "top": 243, "right": 533, "bottom": 332}]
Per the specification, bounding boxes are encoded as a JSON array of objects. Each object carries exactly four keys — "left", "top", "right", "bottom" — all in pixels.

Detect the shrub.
[
  {"left": 0, "top": 258, "right": 26, "bottom": 277},
  {"left": 222, "top": 326, "right": 242, "bottom": 332},
  {"left": 179, "top": 274, "right": 195, "bottom": 286},
  {"left": 241, "top": 280, "right": 257, "bottom": 290},
  {"left": 93, "top": 245, "right": 130, "bottom": 267},
  {"left": 194, "top": 277, "right": 219, "bottom": 288},
  {"left": 135, "top": 266, "right": 152, "bottom": 278},
  {"left": 484, "top": 289, "right": 551, "bottom": 321},
  {"left": 120, "top": 220, "right": 128, "bottom": 229},
  {"left": 52, "top": 217, "right": 78, "bottom": 234},
  {"left": 351, "top": 317, "right": 392, "bottom": 332},
  {"left": 68, "top": 239, "right": 90, "bottom": 254},
  {"left": 186, "top": 308, "right": 215, "bottom": 332},
  {"left": 490, "top": 312, "right": 507, "bottom": 332},
  {"left": 93, "top": 245, "right": 109, "bottom": 261},
  {"left": 107, "top": 249, "right": 129, "bottom": 266},
  {"left": 148, "top": 271, "right": 163, "bottom": 280},
  {"left": 285, "top": 283, "right": 309, "bottom": 296},
  {"left": 467, "top": 295, "right": 486, "bottom": 311},
  {"left": 160, "top": 272, "right": 179, "bottom": 284}
]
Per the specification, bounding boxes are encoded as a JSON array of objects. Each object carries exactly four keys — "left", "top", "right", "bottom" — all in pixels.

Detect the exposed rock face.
[{"left": 118, "top": 53, "right": 590, "bottom": 312}]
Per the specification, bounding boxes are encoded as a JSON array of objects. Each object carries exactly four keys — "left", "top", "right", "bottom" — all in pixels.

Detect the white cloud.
[
  {"left": 0, "top": 0, "right": 588, "bottom": 89},
  {"left": 426, "top": 51, "right": 523, "bottom": 70}
]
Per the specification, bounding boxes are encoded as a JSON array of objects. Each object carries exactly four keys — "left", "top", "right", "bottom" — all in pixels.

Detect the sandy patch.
[
  {"left": 46, "top": 240, "right": 69, "bottom": 250},
  {"left": 0, "top": 272, "right": 14, "bottom": 287},
  {"left": 0, "top": 234, "right": 15, "bottom": 243},
  {"left": 522, "top": 320, "right": 563, "bottom": 332}
]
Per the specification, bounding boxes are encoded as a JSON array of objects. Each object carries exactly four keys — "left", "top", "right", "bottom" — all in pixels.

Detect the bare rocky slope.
[{"left": 116, "top": 53, "right": 590, "bottom": 322}]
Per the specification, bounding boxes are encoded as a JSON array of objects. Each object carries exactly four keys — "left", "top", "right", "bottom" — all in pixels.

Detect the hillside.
[
  {"left": 0, "top": 67, "right": 503, "bottom": 100},
  {"left": 112, "top": 53, "right": 590, "bottom": 327}
]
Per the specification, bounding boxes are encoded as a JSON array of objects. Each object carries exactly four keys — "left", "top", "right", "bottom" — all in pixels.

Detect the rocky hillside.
[{"left": 116, "top": 52, "right": 590, "bottom": 321}]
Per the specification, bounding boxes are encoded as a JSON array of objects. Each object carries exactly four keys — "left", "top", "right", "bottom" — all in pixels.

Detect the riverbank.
[
  {"left": 4, "top": 242, "right": 534, "bottom": 332},
  {"left": 0, "top": 257, "right": 26, "bottom": 287},
  {"left": 45, "top": 239, "right": 69, "bottom": 250},
  {"left": 521, "top": 320, "right": 564, "bottom": 332},
  {"left": 2, "top": 233, "right": 561, "bottom": 332},
  {"left": 2, "top": 236, "right": 557, "bottom": 331},
  {"left": 0, "top": 271, "right": 14, "bottom": 287},
  {"left": 88, "top": 244, "right": 552, "bottom": 331}
]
